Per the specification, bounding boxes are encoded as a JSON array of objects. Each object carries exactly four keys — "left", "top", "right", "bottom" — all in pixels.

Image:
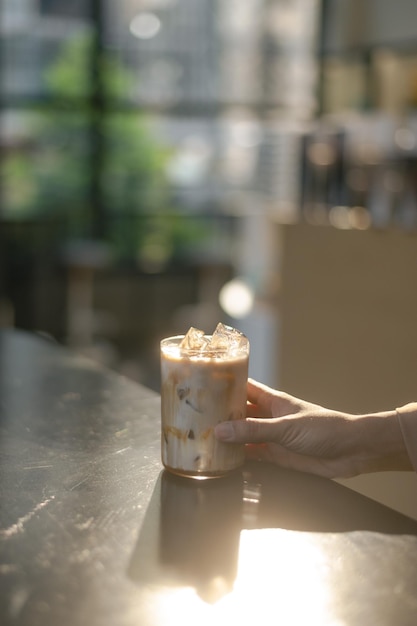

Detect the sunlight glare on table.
[{"left": 153, "top": 528, "right": 337, "bottom": 626}]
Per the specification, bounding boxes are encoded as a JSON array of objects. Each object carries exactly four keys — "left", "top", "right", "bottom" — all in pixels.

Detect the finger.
[
  {"left": 214, "top": 417, "right": 281, "bottom": 443},
  {"left": 246, "top": 401, "right": 272, "bottom": 418},
  {"left": 247, "top": 379, "right": 275, "bottom": 415},
  {"left": 248, "top": 378, "right": 302, "bottom": 419}
]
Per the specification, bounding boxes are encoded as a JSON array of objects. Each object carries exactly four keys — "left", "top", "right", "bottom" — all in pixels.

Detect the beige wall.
[{"left": 278, "top": 223, "right": 417, "bottom": 519}]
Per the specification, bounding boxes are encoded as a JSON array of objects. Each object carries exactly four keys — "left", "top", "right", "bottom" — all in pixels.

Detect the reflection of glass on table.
[
  {"left": 128, "top": 469, "right": 243, "bottom": 604},
  {"left": 159, "top": 470, "right": 243, "bottom": 602}
]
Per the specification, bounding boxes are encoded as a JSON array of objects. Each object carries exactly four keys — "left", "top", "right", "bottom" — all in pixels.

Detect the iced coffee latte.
[{"left": 160, "top": 323, "right": 249, "bottom": 478}]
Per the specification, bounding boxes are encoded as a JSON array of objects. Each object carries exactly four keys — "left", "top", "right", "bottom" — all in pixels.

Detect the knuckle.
[{"left": 244, "top": 418, "right": 265, "bottom": 442}]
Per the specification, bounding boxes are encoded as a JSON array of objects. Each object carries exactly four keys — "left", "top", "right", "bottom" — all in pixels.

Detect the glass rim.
[{"left": 160, "top": 333, "right": 249, "bottom": 356}]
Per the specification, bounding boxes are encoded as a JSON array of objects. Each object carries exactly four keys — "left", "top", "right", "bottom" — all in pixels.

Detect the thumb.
[{"left": 214, "top": 417, "right": 280, "bottom": 444}]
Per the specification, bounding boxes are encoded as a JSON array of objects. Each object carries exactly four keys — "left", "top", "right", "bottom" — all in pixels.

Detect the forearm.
[{"left": 396, "top": 403, "right": 417, "bottom": 471}]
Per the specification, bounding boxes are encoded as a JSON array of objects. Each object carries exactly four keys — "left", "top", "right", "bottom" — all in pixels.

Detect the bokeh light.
[{"left": 219, "top": 279, "right": 254, "bottom": 319}]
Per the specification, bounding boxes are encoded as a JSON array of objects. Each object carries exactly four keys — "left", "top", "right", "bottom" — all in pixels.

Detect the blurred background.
[{"left": 1, "top": 1, "right": 417, "bottom": 513}]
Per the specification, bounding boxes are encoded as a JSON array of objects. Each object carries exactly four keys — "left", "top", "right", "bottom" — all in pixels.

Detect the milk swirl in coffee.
[{"left": 160, "top": 323, "right": 249, "bottom": 478}]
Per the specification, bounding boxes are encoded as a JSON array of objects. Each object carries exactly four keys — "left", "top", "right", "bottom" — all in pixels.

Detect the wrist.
[
  {"left": 355, "top": 410, "right": 413, "bottom": 473},
  {"left": 396, "top": 403, "right": 417, "bottom": 472}
]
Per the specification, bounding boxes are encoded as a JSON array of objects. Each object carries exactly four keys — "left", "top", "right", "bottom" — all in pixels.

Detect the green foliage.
[{"left": 2, "top": 32, "right": 205, "bottom": 265}]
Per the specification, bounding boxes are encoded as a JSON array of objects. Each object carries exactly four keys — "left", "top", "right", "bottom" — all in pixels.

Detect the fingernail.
[{"left": 214, "top": 422, "right": 235, "bottom": 441}]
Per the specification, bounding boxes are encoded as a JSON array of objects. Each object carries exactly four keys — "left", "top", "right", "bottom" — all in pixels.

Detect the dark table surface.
[{"left": 1, "top": 329, "right": 417, "bottom": 626}]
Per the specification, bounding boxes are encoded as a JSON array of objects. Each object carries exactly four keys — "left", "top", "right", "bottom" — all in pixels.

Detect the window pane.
[
  {"left": 39, "top": 0, "right": 91, "bottom": 19},
  {"left": 103, "top": 0, "right": 318, "bottom": 113},
  {"left": 1, "top": 2, "right": 92, "bottom": 101}
]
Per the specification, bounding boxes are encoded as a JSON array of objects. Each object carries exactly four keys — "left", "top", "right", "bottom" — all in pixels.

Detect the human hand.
[{"left": 214, "top": 379, "right": 412, "bottom": 478}]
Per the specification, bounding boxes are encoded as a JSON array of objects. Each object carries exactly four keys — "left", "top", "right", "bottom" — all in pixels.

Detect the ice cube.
[
  {"left": 180, "top": 327, "right": 208, "bottom": 351},
  {"left": 208, "top": 322, "right": 247, "bottom": 353}
]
